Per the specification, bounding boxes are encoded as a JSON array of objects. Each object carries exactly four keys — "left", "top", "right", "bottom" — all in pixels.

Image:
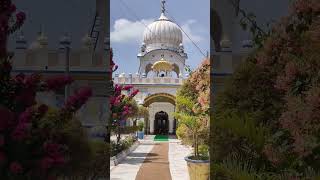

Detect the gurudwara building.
[{"left": 113, "top": 1, "right": 188, "bottom": 135}]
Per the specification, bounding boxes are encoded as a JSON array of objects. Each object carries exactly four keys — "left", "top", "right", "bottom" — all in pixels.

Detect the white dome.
[{"left": 143, "top": 13, "right": 182, "bottom": 49}]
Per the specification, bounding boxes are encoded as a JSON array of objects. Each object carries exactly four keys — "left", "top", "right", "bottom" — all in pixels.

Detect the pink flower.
[
  {"left": 45, "top": 75, "right": 73, "bottom": 91},
  {"left": 77, "top": 87, "right": 92, "bottom": 103},
  {"left": 64, "top": 87, "right": 92, "bottom": 112},
  {"left": 24, "top": 73, "right": 41, "bottom": 88},
  {"left": 129, "top": 89, "right": 139, "bottom": 98},
  {"left": 11, "top": 123, "right": 29, "bottom": 141},
  {"left": 10, "top": 161, "right": 23, "bottom": 174},
  {"left": 123, "top": 85, "right": 133, "bottom": 91},
  {"left": 14, "top": 73, "right": 25, "bottom": 83},
  {"left": 16, "top": 12, "right": 26, "bottom": 24},
  {"left": 114, "top": 84, "right": 122, "bottom": 94},
  {"left": 18, "top": 108, "right": 33, "bottom": 123}
]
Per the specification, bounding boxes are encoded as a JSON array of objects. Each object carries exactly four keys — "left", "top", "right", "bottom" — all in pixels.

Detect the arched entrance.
[
  {"left": 154, "top": 111, "right": 169, "bottom": 135},
  {"left": 143, "top": 93, "right": 177, "bottom": 135}
]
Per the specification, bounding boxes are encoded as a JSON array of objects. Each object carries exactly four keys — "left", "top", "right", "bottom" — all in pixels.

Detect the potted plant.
[
  {"left": 137, "top": 121, "right": 144, "bottom": 139},
  {"left": 175, "top": 113, "right": 209, "bottom": 180}
]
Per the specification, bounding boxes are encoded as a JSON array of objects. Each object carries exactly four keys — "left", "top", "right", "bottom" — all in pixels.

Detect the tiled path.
[
  {"left": 135, "top": 143, "right": 172, "bottom": 180},
  {"left": 168, "top": 137, "right": 192, "bottom": 180},
  {"left": 110, "top": 142, "right": 155, "bottom": 180},
  {"left": 110, "top": 135, "right": 191, "bottom": 180}
]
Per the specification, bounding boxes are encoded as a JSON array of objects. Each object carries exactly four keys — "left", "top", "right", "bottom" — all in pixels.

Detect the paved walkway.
[
  {"left": 136, "top": 143, "right": 172, "bottom": 180},
  {"left": 110, "top": 135, "right": 191, "bottom": 180},
  {"left": 169, "top": 137, "right": 192, "bottom": 180},
  {"left": 110, "top": 142, "right": 155, "bottom": 180}
]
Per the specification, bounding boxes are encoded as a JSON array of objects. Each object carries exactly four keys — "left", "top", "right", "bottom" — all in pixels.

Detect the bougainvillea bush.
[
  {"left": 212, "top": 0, "right": 320, "bottom": 179},
  {"left": 109, "top": 84, "right": 139, "bottom": 145},
  {"left": 0, "top": 0, "right": 104, "bottom": 179}
]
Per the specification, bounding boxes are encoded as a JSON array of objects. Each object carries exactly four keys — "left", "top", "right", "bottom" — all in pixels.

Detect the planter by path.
[
  {"left": 136, "top": 143, "right": 172, "bottom": 180},
  {"left": 137, "top": 131, "right": 144, "bottom": 139},
  {"left": 185, "top": 156, "right": 209, "bottom": 180},
  {"left": 110, "top": 141, "right": 140, "bottom": 167}
]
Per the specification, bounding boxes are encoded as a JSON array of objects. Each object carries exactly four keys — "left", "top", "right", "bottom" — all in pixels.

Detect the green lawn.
[{"left": 154, "top": 135, "right": 169, "bottom": 142}]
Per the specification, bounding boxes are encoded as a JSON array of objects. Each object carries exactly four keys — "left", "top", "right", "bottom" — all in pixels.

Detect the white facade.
[{"left": 113, "top": 2, "right": 187, "bottom": 134}]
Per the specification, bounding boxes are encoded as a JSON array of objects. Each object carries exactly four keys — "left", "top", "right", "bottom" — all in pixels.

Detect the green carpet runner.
[{"left": 154, "top": 135, "right": 169, "bottom": 141}]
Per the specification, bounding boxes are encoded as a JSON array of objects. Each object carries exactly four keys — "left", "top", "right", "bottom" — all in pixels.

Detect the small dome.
[
  {"left": 29, "top": 32, "right": 47, "bottom": 49},
  {"left": 37, "top": 32, "right": 48, "bottom": 47},
  {"left": 152, "top": 58, "right": 173, "bottom": 72},
  {"left": 143, "top": 13, "right": 182, "bottom": 49}
]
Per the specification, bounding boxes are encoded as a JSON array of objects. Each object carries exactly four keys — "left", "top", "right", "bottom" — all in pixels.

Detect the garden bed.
[{"left": 110, "top": 141, "right": 139, "bottom": 167}]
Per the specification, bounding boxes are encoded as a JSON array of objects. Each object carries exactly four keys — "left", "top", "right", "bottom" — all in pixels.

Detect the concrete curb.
[{"left": 110, "top": 141, "right": 140, "bottom": 169}]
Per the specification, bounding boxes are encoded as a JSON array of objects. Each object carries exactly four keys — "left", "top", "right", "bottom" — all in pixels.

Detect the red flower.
[{"left": 10, "top": 161, "right": 23, "bottom": 174}]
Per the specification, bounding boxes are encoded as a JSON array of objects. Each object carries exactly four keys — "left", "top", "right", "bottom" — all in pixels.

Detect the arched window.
[
  {"left": 172, "top": 63, "right": 180, "bottom": 78},
  {"left": 145, "top": 63, "right": 153, "bottom": 77}
]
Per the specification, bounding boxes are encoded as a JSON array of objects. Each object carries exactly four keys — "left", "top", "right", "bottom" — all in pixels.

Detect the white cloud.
[
  {"left": 110, "top": 18, "right": 204, "bottom": 45},
  {"left": 181, "top": 19, "right": 204, "bottom": 44},
  {"left": 111, "top": 18, "right": 154, "bottom": 44}
]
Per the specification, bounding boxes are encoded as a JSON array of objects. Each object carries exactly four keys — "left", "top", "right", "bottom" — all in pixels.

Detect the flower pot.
[
  {"left": 184, "top": 156, "right": 209, "bottom": 180},
  {"left": 137, "top": 131, "right": 144, "bottom": 139}
]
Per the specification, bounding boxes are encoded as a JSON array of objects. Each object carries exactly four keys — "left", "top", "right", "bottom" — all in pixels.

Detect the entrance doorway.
[{"left": 154, "top": 111, "right": 169, "bottom": 135}]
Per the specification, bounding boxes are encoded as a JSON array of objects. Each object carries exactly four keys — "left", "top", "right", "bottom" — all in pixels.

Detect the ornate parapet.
[{"left": 113, "top": 76, "right": 184, "bottom": 85}]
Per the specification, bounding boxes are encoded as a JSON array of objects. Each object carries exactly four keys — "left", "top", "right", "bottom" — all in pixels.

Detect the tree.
[
  {"left": 175, "top": 59, "right": 210, "bottom": 159},
  {"left": 0, "top": 1, "right": 97, "bottom": 179},
  {"left": 212, "top": 0, "right": 320, "bottom": 178},
  {"left": 109, "top": 84, "right": 139, "bottom": 144}
]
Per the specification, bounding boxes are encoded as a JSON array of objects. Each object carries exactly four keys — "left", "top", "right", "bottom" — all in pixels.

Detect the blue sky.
[{"left": 110, "top": 0, "right": 210, "bottom": 74}]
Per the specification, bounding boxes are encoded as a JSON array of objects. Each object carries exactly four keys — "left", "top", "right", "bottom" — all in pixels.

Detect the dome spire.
[{"left": 161, "top": 0, "right": 166, "bottom": 14}]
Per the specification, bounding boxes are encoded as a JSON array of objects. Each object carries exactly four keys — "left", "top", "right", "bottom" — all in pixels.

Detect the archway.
[
  {"left": 154, "top": 111, "right": 169, "bottom": 135},
  {"left": 143, "top": 93, "right": 176, "bottom": 107},
  {"left": 143, "top": 93, "right": 177, "bottom": 135}
]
